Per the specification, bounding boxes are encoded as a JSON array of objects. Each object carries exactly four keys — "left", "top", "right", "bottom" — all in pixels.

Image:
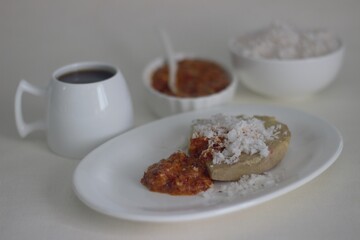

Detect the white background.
[{"left": 0, "top": 0, "right": 359, "bottom": 239}]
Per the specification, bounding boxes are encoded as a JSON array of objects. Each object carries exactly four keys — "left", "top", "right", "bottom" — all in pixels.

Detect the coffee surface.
[{"left": 58, "top": 69, "right": 115, "bottom": 84}]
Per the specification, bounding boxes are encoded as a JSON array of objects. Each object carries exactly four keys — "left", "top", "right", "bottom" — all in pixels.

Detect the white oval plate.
[{"left": 73, "top": 104, "right": 343, "bottom": 222}]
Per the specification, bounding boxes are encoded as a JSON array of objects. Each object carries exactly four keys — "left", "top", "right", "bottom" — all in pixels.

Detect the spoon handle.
[{"left": 159, "top": 30, "right": 178, "bottom": 94}]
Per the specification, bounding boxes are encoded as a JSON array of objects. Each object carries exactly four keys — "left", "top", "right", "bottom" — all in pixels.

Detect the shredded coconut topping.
[
  {"left": 192, "top": 114, "right": 279, "bottom": 164},
  {"left": 233, "top": 22, "right": 340, "bottom": 60},
  {"left": 201, "top": 172, "right": 281, "bottom": 199}
]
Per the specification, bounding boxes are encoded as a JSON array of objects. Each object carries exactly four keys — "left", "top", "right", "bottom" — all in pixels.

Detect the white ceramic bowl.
[
  {"left": 228, "top": 37, "right": 345, "bottom": 99},
  {"left": 143, "top": 54, "right": 237, "bottom": 117}
]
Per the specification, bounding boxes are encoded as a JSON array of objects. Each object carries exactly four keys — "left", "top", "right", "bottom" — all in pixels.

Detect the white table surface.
[{"left": 1, "top": 0, "right": 359, "bottom": 239}]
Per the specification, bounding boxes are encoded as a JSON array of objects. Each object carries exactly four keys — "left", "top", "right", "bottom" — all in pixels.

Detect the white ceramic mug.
[{"left": 15, "top": 62, "right": 134, "bottom": 159}]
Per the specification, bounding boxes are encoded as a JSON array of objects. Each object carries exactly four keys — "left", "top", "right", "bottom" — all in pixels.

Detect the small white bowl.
[
  {"left": 143, "top": 53, "right": 237, "bottom": 117},
  {"left": 228, "top": 36, "right": 345, "bottom": 99}
]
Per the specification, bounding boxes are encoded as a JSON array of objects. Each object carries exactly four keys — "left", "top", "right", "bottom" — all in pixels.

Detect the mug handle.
[{"left": 15, "top": 79, "right": 46, "bottom": 138}]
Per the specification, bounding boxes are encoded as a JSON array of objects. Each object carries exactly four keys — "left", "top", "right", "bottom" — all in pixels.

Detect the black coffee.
[{"left": 58, "top": 69, "right": 115, "bottom": 84}]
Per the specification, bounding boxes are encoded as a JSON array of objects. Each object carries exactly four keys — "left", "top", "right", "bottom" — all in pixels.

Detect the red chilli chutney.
[
  {"left": 151, "top": 59, "right": 230, "bottom": 97},
  {"left": 141, "top": 151, "right": 213, "bottom": 195}
]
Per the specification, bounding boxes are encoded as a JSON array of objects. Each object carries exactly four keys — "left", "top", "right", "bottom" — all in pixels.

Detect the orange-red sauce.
[
  {"left": 189, "top": 136, "right": 226, "bottom": 161},
  {"left": 151, "top": 59, "right": 230, "bottom": 97},
  {"left": 141, "top": 151, "right": 212, "bottom": 195}
]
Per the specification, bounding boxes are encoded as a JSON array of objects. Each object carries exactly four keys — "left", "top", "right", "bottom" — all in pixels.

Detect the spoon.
[{"left": 159, "top": 29, "right": 178, "bottom": 95}]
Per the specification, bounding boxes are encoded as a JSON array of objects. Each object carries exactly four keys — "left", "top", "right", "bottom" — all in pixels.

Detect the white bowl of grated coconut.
[{"left": 229, "top": 23, "right": 345, "bottom": 99}]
